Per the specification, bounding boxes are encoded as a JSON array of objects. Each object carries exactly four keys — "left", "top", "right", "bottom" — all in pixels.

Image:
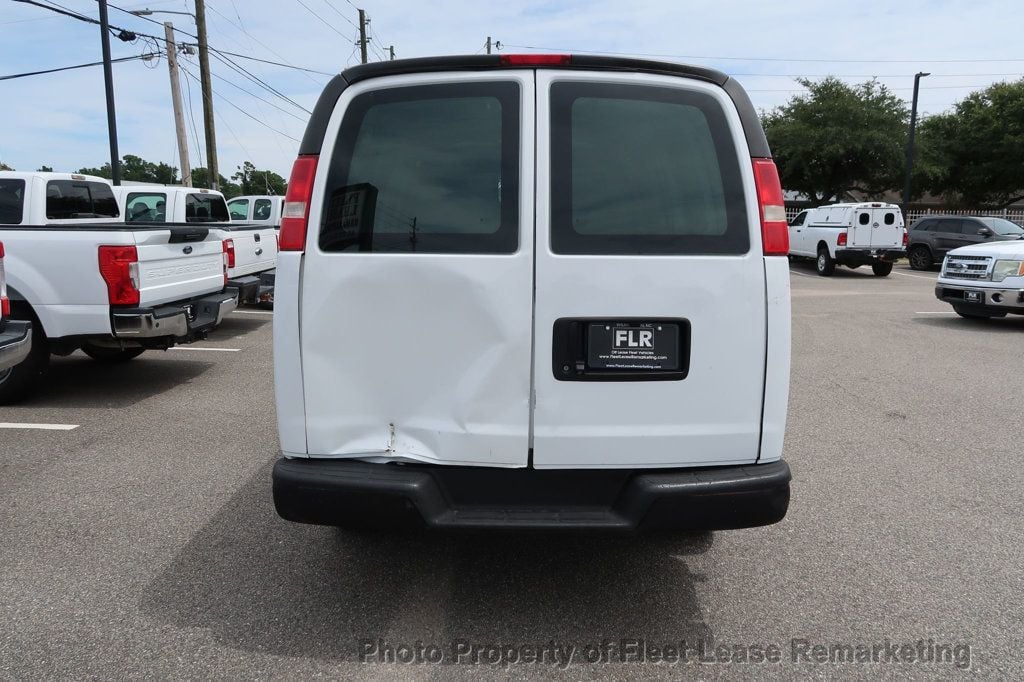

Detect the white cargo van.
[
  {"left": 271, "top": 54, "right": 792, "bottom": 532},
  {"left": 788, "top": 202, "right": 906, "bottom": 276}
]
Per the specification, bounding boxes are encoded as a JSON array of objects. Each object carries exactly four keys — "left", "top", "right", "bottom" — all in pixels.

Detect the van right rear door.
[
  {"left": 532, "top": 71, "right": 768, "bottom": 469},
  {"left": 870, "top": 206, "right": 902, "bottom": 249}
]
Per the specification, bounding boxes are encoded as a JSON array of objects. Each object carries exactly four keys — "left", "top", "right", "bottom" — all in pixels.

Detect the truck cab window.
[{"left": 0, "top": 179, "right": 25, "bottom": 225}]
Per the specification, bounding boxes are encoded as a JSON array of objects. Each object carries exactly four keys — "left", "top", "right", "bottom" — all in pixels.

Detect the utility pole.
[
  {"left": 97, "top": 0, "right": 121, "bottom": 185},
  {"left": 358, "top": 9, "right": 369, "bottom": 64},
  {"left": 389, "top": 45, "right": 395, "bottom": 61},
  {"left": 194, "top": 0, "right": 219, "bottom": 189},
  {"left": 163, "top": 23, "right": 192, "bottom": 187},
  {"left": 486, "top": 36, "right": 491, "bottom": 54},
  {"left": 901, "top": 71, "right": 930, "bottom": 215}
]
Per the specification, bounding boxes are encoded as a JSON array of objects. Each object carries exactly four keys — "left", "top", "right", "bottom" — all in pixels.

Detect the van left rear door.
[{"left": 298, "top": 72, "right": 535, "bottom": 467}]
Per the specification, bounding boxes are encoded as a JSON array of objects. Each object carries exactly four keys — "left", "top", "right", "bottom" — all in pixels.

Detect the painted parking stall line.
[
  {"left": 232, "top": 310, "right": 274, "bottom": 316},
  {"left": 0, "top": 422, "right": 80, "bottom": 431},
  {"left": 169, "top": 347, "right": 242, "bottom": 353}
]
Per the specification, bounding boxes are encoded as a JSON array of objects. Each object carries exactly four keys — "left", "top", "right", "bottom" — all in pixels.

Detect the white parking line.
[
  {"left": 890, "top": 271, "right": 937, "bottom": 280},
  {"left": 169, "top": 347, "right": 241, "bottom": 352},
  {"left": 789, "top": 269, "right": 817, "bottom": 278},
  {"left": 232, "top": 310, "right": 273, "bottom": 316},
  {"left": 0, "top": 422, "right": 79, "bottom": 431}
]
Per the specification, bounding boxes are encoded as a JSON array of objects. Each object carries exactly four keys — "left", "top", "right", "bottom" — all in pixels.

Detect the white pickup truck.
[
  {"left": 116, "top": 185, "right": 277, "bottom": 305},
  {"left": 0, "top": 171, "right": 237, "bottom": 403},
  {"left": 935, "top": 240, "right": 1024, "bottom": 319},
  {"left": 228, "top": 195, "right": 283, "bottom": 228},
  {"left": 788, "top": 202, "right": 906, "bottom": 276}
]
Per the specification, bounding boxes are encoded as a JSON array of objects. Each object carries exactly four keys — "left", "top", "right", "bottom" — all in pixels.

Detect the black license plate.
[
  {"left": 587, "top": 322, "right": 680, "bottom": 371},
  {"left": 963, "top": 291, "right": 983, "bottom": 303}
]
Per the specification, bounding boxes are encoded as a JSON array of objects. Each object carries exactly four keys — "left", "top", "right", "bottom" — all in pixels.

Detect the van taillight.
[
  {"left": 752, "top": 159, "right": 789, "bottom": 256},
  {"left": 223, "top": 238, "right": 236, "bottom": 268},
  {"left": 98, "top": 245, "right": 140, "bottom": 306},
  {"left": 0, "top": 241, "right": 8, "bottom": 317},
  {"left": 279, "top": 155, "right": 319, "bottom": 252},
  {"left": 837, "top": 231, "right": 848, "bottom": 246}
]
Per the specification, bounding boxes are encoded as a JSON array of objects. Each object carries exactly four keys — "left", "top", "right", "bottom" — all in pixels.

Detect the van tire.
[
  {"left": 0, "top": 308, "right": 49, "bottom": 405},
  {"left": 909, "top": 246, "right": 932, "bottom": 270},
  {"left": 81, "top": 344, "right": 146, "bottom": 363},
  {"left": 871, "top": 262, "right": 893, "bottom": 277},
  {"left": 816, "top": 247, "right": 835, "bottom": 276},
  {"left": 953, "top": 305, "right": 1005, "bottom": 320}
]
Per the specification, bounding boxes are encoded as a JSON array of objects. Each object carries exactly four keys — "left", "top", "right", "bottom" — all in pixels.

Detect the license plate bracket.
[
  {"left": 552, "top": 318, "right": 690, "bottom": 382},
  {"left": 964, "top": 290, "right": 983, "bottom": 303}
]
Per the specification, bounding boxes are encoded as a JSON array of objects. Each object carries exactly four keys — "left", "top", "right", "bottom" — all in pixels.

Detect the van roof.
[{"left": 299, "top": 54, "right": 770, "bottom": 159}]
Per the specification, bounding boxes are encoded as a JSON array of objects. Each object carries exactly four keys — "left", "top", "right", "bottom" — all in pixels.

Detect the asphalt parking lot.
[{"left": 1, "top": 264, "right": 1022, "bottom": 678}]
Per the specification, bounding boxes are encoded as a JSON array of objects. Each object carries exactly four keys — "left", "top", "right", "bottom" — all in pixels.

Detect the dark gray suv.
[{"left": 907, "top": 216, "right": 1024, "bottom": 270}]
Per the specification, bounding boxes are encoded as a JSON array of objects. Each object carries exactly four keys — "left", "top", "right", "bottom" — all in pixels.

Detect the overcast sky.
[{"left": 1, "top": 0, "right": 1022, "bottom": 179}]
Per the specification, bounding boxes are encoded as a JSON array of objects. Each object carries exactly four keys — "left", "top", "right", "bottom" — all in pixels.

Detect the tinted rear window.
[
  {"left": 550, "top": 81, "right": 748, "bottom": 255},
  {"left": 185, "top": 193, "right": 229, "bottom": 222},
  {"left": 0, "top": 179, "right": 25, "bottom": 225},
  {"left": 936, "top": 219, "right": 963, "bottom": 234},
  {"left": 46, "top": 180, "right": 119, "bottom": 219},
  {"left": 319, "top": 81, "right": 520, "bottom": 254},
  {"left": 126, "top": 192, "right": 167, "bottom": 222}
]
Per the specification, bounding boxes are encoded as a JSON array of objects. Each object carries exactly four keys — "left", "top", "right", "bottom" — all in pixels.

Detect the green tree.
[
  {"left": 916, "top": 80, "right": 1024, "bottom": 207},
  {"left": 762, "top": 77, "right": 908, "bottom": 203},
  {"left": 231, "top": 161, "right": 287, "bottom": 195},
  {"left": 0, "top": 162, "right": 13, "bottom": 171},
  {"left": 190, "top": 167, "right": 241, "bottom": 198},
  {"left": 77, "top": 156, "right": 179, "bottom": 184},
  {"left": 36, "top": 165, "right": 53, "bottom": 172}
]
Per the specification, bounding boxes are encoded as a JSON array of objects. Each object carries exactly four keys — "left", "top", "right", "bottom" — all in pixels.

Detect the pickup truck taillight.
[
  {"left": 0, "top": 241, "right": 9, "bottom": 317},
  {"left": 98, "top": 245, "right": 140, "bottom": 306},
  {"left": 837, "top": 231, "right": 848, "bottom": 247},
  {"left": 752, "top": 159, "right": 789, "bottom": 256},
  {"left": 222, "top": 238, "right": 236, "bottom": 268},
  {"left": 280, "top": 155, "right": 319, "bottom": 252},
  {"left": 903, "top": 230, "right": 908, "bottom": 247}
]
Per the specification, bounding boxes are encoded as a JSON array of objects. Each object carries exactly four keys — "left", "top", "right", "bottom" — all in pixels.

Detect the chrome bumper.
[
  {"left": 0, "top": 320, "right": 32, "bottom": 373},
  {"left": 935, "top": 281, "right": 1024, "bottom": 309},
  {"left": 112, "top": 291, "right": 238, "bottom": 339}
]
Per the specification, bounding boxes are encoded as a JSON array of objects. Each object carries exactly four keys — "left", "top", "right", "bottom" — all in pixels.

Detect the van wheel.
[
  {"left": 872, "top": 262, "right": 893, "bottom": 276},
  {"left": 909, "top": 246, "right": 932, "bottom": 270},
  {"left": 81, "top": 344, "right": 146, "bottom": 363},
  {"left": 953, "top": 305, "right": 1005, "bottom": 319},
  {"left": 0, "top": 310, "right": 49, "bottom": 405},
  {"left": 816, "top": 247, "right": 835, "bottom": 276}
]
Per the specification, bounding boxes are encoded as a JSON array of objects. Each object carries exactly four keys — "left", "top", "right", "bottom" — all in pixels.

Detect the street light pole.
[
  {"left": 901, "top": 71, "right": 930, "bottom": 215},
  {"left": 97, "top": 0, "right": 121, "bottom": 185}
]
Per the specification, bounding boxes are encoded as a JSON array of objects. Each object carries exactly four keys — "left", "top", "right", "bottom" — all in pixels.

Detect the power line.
[
  {"left": 202, "top": 48, "right": 335, "bottom": 76},
  {"left": 316, "top": 0, "right": 361, "bottom": 31},
  {"left": 180, "top": 61, "right": 206, "bottom": 170},
  {"left": 179, "top": 63, "right": 301, "bottom": 142},
  {"left": 208, "top": 50, "right": 311, "bottom": 113},
  {"left": 198, "top": 58, "right": 308, "bottom": 121},
  {"left": 0, "top": 53, "right": 156, "bottom": 81},
  {"left": 293, "top": 0, "right": 349, "bottom": 39},
  {"left": 501, "top": 43, "right": 1024, "bottom": 64}
]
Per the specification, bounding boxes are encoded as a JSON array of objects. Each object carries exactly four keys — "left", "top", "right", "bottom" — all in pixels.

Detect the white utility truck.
[
  {"left": 0, "top": 172, "right": 237, "bottom": 403},
  {"left": 788, "top": 202, "right": 906, "bottom": 276},
  {"left": 114, "top": 185, "right": 277, "bottom": 306},
  {"left": 271, "top": 54, "right": 792, "bottom": 532},
  {"left": 228, "top": 195, "right": 283, "bottom": 228},
  {"left": 935, "top": 240, "right": 1024, "bottom": 319}
]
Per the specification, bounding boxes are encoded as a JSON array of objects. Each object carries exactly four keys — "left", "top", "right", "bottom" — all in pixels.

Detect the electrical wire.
[
  {"left": 180, "top": 61, "right": 206, "bottom": 171},
  {"left": 293, "top": 0, "right": 350, "bottom": 39},
  {"left": 0, "top": 54, "right": 156, "bottom": 81}
]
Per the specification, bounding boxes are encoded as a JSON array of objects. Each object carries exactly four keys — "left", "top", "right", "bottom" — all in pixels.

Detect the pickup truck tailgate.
[
  {"left": 134, "top": 229, "right": 225, "bottom": 306},
  {"left": 225, "top": 226, "right": 278, "bottom": 277}
]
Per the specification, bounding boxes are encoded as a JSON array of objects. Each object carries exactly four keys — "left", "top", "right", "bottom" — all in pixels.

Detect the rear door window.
[
  {"left": 228, "top": 199, "right": 249, "bottom": 220},
  {"left": 254, "top": 199, "right": 272, "bottom": 221},
  {"left": 549, "top": 81, "right": 748, "bottom": 255},
  {"left": 319, "top": 81, "right": 520, "bottom": 254},
  {"left": 883, "top": 212, "right": 895, "bottom": 225},
  {"left": 125, "top": 192, "right": 166, "bottom": 222},
  {"left": 789, "top": 211, "right": 807, "bottom": 226},
  {"left": 0, "top": 179, "right": 25, "bottom": 224},
  {"left": 46, "top": 180, "right": 119, "bottom": 219},
  {"left": 185, "top": 193, "right": 229, "bottom": 222},
  {"left": 936, "top": 219, "right": 963, "bottom": 234},
  {"left": 858, "top": 212, "right": 870, "bottom": 225}
]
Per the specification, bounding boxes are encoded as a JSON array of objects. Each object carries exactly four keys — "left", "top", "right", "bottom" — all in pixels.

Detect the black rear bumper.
[
  {"left": 834, "top": 248, "right": 904, "bottom": 266},
  {"left": 272, "top": 458, "right": 791, "bottom": 532}
]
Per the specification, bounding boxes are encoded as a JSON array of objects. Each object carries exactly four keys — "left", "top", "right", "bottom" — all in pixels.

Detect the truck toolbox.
[{"left": 273, "top": 458, "right": 791, "bottom": 531}]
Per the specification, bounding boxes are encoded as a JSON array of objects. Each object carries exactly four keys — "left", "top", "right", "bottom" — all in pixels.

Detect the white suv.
[{"left": 271, "top": 54, "right": 792, "bottom": 532}]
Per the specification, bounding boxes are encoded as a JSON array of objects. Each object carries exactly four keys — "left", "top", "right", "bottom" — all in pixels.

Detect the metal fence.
[{"left": 784, "top": 206, "right": 1024, "bottom": 224}]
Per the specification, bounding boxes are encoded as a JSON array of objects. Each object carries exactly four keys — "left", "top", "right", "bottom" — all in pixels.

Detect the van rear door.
[
  {"left": 532, "top": 71, "right": 767, "bottom": 468},
  {"left": 871, "top": 206, "right": 903, "bottom": 249},
  {"left": 297, "top": 72, "right": 534, "bottom": 466}
]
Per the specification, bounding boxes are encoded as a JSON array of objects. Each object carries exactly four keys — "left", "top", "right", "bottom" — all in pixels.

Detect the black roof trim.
[{"left": 298, "top": 55, "right": 771, "bottom": 158}]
